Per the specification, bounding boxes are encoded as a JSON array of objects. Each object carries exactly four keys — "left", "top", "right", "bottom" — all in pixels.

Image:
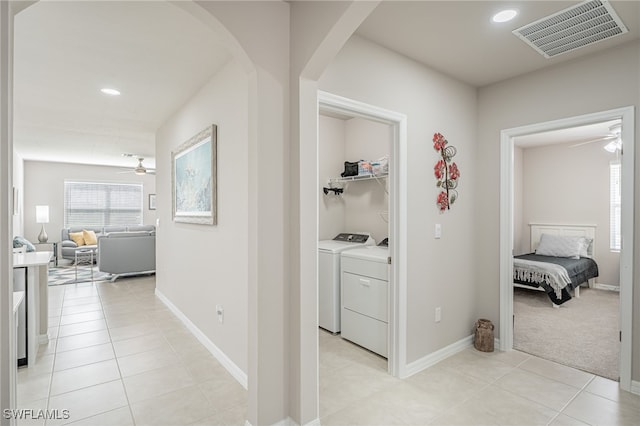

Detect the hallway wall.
[
  {"left": 477, "top": 40, "right": 640, "bottom": 380},
  {"left": 320, "top": 35, "right": 478, "bottom": 363},
  {"left": 155, "top": 58, "right": 249, "bottom": 375}
]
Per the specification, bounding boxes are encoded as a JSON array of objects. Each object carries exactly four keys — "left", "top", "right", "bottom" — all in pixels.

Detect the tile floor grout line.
[
  {"left": 96, "top": 281, "right": 139, "bottom": 426},
  {"left": 43, "top": 285, "right": 65, "bottom": 420}
]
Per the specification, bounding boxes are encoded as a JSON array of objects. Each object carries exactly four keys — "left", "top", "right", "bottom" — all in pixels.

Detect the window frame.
[
  {"left": 609, "top": 160, "right": 621, "bottom": 252},
  {"left": 63, "top": 180, "right": 144, "bottom": 228}
]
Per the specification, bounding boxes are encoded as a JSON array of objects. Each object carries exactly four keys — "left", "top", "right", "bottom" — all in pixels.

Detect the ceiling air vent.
[{"left": 513, "top": 0, "right": 628, "bottom": 58}]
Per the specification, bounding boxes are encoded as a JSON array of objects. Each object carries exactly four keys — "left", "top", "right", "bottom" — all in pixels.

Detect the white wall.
[
  {"left": 513, "top": 146, "right": 524, "bottom": 255},
  {"left": 519, "top": 141, "right": 620, "bottom": 286},
  {"left": 476, "top": 40, "right": 639, "bottom": 379},
  {"left": 320, "top": 35, "right": 478, "bottom": 363},
  {"left": 343, "top": 117, "right": 389, "bottom": 244},
  {"left": 22, "top": 160, "right": 156, "bottom": 243},
  {"left": 319, "top": 115, "right": 389, "bottom": 243},
  {"left": 155, "top": 59, "right": 249, "bottom": 374},
  {"left": 318, "top": 114, "right": 346, "bottom": 240}
]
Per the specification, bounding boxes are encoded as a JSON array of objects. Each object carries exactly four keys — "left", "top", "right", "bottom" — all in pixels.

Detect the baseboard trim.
[
  {"left": 631, "top": 380, "right": 640, "bottom": 396},
  {"left": 266, "top": 416, "right": 319, "bottom": 426},
  {"left": 155, "top": 288, "right": 248, "bottom": 389},
  {"left": 593, "top": 283, "right": 620, "bottom": 292},
  {"left": 402, "top": 334, "right": 473, "bottom": 378}
]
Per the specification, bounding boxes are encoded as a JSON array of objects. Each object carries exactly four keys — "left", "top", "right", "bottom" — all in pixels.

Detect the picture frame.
[
  {"left": 148, "top": 194, "right": 156, "bottom": 210},
  {"left": 171, "top": 124, "right": 217, "bottom": 225}
]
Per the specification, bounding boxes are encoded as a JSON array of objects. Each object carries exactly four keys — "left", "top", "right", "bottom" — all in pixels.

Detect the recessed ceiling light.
[
  {"left": 100, "top": 88, "right": 121, "bottom": 96},
  {"left": 492, "top": 9, "right": 518, "bottom": 23}
]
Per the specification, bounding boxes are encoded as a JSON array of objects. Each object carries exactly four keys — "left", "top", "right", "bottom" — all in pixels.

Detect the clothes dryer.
[
  {"left": 340, "top": 245, "right": 390, "bottom": 356},
  {"left": 318, "top": 233, "right": 375, "bottom": 333}
]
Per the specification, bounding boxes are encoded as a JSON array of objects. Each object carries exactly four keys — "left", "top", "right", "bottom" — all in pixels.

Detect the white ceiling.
[
  {"left": 515, "top": 119, "right": 621, "bottom": 149},
  {"left": 356, "top": 0, "right": 639, "bottom": 87},
  {"left": 13, "top": 1, "right": 231, "bottom": 169},
  {"left": 12, "top": 1, "right": 639, "bottom": 168}
]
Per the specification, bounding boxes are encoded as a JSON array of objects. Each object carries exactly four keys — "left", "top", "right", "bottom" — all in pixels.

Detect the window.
[
  {"left": 64, "top": 181, "right": 143, "bottom": 227},
  {"left": 609, "top": 161, "right": 621, "bottom": 251}
]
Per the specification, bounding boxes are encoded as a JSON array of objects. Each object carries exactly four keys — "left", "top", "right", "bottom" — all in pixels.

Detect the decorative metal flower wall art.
[{"left": 433, "top": 132, "right": 460, "bottom": 212}]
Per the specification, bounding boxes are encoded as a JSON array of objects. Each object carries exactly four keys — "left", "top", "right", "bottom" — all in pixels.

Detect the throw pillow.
[
  {"left": 82, "top": 229, "right": 98, "bottom": 245},
  {"left": 13, "top": 236, "right": 36, "bottom": 252},
  {"left": 69, "top": 231, "right": 86, "bottom": 246},
  {"left": 535, "top": 234, "right": 582, "bottom": 259}
]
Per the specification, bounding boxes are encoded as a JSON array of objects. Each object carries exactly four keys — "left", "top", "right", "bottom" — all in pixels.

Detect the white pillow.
[
  {"left": 579, "top": 237, "right": 593, "bottom": 258},
  {"left": 535, "top": 234, "right": 584, "bottom": 259}
]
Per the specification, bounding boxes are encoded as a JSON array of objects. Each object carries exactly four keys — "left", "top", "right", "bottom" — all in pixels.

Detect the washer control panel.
[{"left": 333, "top": 233, "right": 369, "bottom": 243}]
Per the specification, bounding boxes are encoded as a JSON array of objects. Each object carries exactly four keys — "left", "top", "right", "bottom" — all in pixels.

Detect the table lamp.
[{"left": 36, "top": 205, "right": 49, "bottom": 243}]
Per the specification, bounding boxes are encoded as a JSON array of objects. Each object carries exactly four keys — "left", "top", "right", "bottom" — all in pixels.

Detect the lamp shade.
[{"left": 36, "top": 205, "right": 49, "bottom": 224}]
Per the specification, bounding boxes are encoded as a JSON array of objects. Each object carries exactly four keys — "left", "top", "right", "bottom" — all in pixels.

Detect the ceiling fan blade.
[{"left": 569, "top": 135, "right": 617, "bottom": 148}]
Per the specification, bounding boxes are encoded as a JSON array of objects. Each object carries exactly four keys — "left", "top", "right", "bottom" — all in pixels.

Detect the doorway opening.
[
  {"left": 511, "top": 119, "right": 622, "bottom": 380},
  {"left": 316, "top": 91, "right": 407, "bottom": 379},
  {"left": 499, "top": 106, "right": 635, "bottom": 391}
]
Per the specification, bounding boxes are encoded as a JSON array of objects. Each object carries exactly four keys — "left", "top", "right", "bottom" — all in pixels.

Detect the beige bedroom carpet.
[{"left": 513, "top": 286, "right": 620, "bottom": 381}]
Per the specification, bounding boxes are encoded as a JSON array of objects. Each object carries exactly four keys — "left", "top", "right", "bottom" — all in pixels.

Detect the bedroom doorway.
[
  {"left": 512, "top": 127, "right": 620, "bottom": 381},
  {"left": 499, "top": 107, "right": 635, "bottom": 391}
]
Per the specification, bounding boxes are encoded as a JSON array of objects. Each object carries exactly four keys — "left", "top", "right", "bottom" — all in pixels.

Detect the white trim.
[
  {"left": 499, "top": 106, "right": 635, "bottom": 392},
  {"left": 317, "top": 91, "right": 408, "bottom": 378},
  {"left": 155, "top": 289, "right": 248, "bottom": 389},
  {"left": 593, "top": 283, "right": 620, "bottom": 292},
  {"left": 269, "top": 417, "right": 320, "bottom": 426},
  {"left": 631, "top": 380, "right": 640, "bottom": 396},
  {"left": 402, "top": 335, "right": 473, "bottom": 378}
]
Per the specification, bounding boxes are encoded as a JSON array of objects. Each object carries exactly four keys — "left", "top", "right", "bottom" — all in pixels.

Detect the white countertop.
[{"left": 13, "top": 251, "right": 53, "bottom": 267}]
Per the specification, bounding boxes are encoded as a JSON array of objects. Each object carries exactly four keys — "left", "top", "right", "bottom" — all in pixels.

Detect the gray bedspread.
[{"left": 513, "top": 253, "right": 599, "bottom": 304}]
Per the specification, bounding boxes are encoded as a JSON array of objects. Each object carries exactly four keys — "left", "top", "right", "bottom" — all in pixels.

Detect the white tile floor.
[
  {"left": 17, "top": 276, "right": 640, "bottom": 425},
  {"left": 17, "top": 276, "right": 247, "bottom": 426},
  {"left": 319, "top": 330, "right": 640, "bottom": 425}
]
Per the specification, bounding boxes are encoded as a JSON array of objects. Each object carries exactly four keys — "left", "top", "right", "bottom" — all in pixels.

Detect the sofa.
[
  {"left": 61, "top": 225, "right": 155, "bottom": 261},
  {"left": 97, "top": 231, "right": 156, "bottom": 281}
]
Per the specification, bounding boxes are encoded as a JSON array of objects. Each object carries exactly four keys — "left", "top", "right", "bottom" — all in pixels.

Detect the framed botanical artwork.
[
  {"left": 148, "top": 194, "right": 156, "bottom": 210},
  {"left": 171, "top": 124, "right": 217, "bottom": 225}
]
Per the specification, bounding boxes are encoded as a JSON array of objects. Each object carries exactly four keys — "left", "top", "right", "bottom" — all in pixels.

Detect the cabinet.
[{"left": 340, "top": 247, "right": 389, "bottom": 357}]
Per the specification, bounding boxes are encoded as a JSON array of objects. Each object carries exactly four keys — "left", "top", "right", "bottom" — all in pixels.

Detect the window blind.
[
  {"left": 64, "top": 181, "right": 143, "bottom": 227},
  {"left": 609, "top": 161, "right": 621, "bottom": 251}
]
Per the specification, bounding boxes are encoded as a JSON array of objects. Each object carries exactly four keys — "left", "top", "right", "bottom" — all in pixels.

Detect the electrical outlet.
[
  {"left": 435, "top": 224, "right": 442, "bottom": 239},
  {"left": 216, "top": 304, "right": 224, "bottom": 324},
  {"left": 435, "top": 307, "right": 441, "bottom": 323}
]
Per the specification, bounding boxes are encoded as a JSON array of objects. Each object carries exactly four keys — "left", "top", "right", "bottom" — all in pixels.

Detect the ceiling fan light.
[{"left": 604, "top": 140, "right": 620, "bottom": 153}]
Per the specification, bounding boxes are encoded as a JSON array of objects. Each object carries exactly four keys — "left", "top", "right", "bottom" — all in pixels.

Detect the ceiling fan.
[
  {"left": 569, "top": 123, "right": 622, "bottom": 153},
  {"left": 119, "top": 155, "right": 155, "bottom": 175}
]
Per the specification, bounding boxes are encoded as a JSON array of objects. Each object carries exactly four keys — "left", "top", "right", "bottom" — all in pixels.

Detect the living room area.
[{"left": 13, "top": 157, "right": 158, "bottom": 285}]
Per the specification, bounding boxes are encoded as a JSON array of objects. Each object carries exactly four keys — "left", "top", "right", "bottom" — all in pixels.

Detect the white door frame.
[
  {"left": 318, "top": 91, "right": 408, "bottom": 377},
  {"left": 499, "top": 106, "right": 635, "bottom": 391}
]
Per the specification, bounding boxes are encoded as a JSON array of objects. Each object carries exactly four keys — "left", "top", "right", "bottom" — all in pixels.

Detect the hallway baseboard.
[
  {"left": 403, "top": 334, "right": 473, "bottom": 378},
  {"left": 155, "top": 288, "right": 248, "bottom": 389}
]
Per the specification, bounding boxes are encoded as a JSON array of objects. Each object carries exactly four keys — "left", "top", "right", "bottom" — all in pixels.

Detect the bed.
[{"left": 513, "top": 224, "right": 599, "bottom": 307}]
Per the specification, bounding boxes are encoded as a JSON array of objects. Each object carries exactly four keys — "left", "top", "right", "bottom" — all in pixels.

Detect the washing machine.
[
  {"left": 340, "top": 245, "right": 390, "bottom": 357},
  {"left": 318, "top": 233, "right": 375, "bottom": 333}
]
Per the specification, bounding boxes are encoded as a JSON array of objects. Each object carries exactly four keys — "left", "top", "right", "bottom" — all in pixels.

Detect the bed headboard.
[{"left": 529, "top": 223, "right": 597, "bottom": 258}]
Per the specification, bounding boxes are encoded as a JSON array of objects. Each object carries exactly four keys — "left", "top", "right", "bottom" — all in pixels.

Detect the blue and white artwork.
[{"left": 172, "top": 125, "right": 217, "bottom": 225}]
